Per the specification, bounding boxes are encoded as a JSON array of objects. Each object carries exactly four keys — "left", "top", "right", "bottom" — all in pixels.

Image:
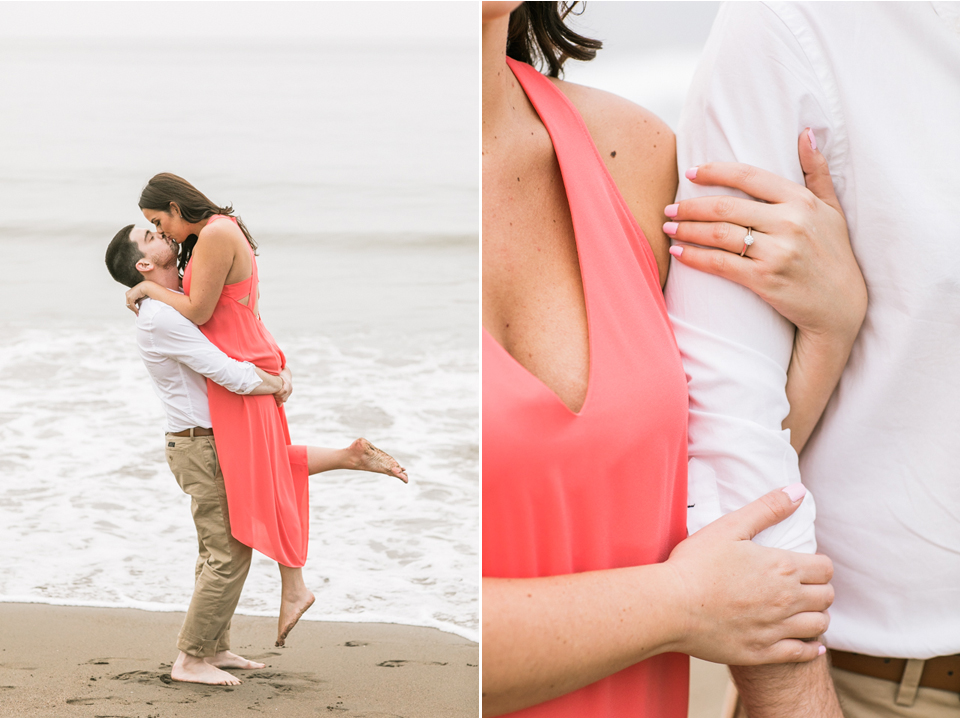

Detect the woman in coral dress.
[
  {"left": 482, "top": 3, "right": 865, "bottom": 716},
  {"left": 125, "top": 173, "right": 407, "bottom": 646}
]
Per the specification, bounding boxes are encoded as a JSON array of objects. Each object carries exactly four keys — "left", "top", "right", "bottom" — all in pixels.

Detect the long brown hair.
[
  {"left": 507, "top": 2, "right": 602, "bottom": 78},
  {"left": 138, "top": 173, "right": 257, "bottom": 275}
]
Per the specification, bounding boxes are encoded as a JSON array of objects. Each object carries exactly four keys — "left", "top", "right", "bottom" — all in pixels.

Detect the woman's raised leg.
[{"left": 306, "top": 439, "right": 408, "bottom": 483}]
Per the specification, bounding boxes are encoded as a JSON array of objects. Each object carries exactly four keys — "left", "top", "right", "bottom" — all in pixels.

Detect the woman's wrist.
[
  {"left": 654, "top": 559, "right": 702, "bottom": 657},
  {"left": 140, "top": 280, "right": 163, "bottom": 300},
  {"left": 793, "top": 324, "right": 859, "bottom": 376},
  {"left": 785, "top": 327, "right": 860, "bottom": 451}
]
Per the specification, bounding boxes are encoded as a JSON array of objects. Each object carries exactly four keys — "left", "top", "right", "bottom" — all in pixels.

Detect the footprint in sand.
[
  {"left": 377, "top": 659, "right": 449, "bottom": 668},
  {"left": 246, "top": 670, "right": 325, "bottom": 694},
  {"left": 66, "top": 696, "right": 117, "bottom": 705},
  {"left": 0, "top": 663, "right": 38, "bottom": 671}
]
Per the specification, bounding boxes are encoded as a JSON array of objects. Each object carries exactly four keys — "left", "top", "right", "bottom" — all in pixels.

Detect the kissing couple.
[{"left": 105, "top": 173, "right": 408, "bottom": 686}]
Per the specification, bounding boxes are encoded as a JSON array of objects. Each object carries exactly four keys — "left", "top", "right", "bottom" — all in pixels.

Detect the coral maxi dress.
[
  {"left": 483, "top": 59, "right": 690, "bottom": 716},
  {"left": 184, "top": 215, "right": 310, "bottom": 568}
]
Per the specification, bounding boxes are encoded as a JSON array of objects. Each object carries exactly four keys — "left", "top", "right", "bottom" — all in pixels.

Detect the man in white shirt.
[
  {"left": 106, "top": 225, "right": 284, "bottom": 686},
  {"left": 668, "top": 3, "right": 960, "bottom": 716}
]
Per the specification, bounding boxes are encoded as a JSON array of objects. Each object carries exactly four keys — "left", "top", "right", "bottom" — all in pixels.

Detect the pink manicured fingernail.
[
  {"left": 807, "top": 128, "right": 817, "bottom": 151},
  {"left": 818, "top": 645, "right": 826, "bottom": 656},
  {"left": 685, "top": 166, "right": 699, "bottom": 180},
  {"left": 782, "top": 483, "right": 806, "bottom": 503},
  {"left": 663, "top": 221, "right": 679, "bottom": 235},
  {"left": 669, "top": 245, "right": 683, "bottom": 258},
  {"left": 664, "top": 203, "right": 679, "bottom": 218}
]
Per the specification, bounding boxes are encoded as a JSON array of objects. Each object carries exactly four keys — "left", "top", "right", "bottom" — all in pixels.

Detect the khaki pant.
[
  {"left": 165, "top": 434, "right": 252, "bottom": 658},
  {"left": 831, "top": 665, "right": 960, "bottom": 718},
  {"left": 724, "top": 664, "right": 959, "bottom": 718}
]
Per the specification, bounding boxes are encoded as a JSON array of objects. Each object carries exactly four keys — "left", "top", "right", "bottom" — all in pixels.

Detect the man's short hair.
[{"left": 105, "top": 224, "right": 144, "bottom": 288}]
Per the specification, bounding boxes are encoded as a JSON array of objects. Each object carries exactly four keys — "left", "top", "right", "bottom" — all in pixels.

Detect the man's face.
[{"left": 130, "top": 228, "right": 178, "bottom": 270}]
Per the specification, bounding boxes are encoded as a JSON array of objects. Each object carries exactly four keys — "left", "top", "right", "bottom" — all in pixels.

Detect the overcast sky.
[{"left": 0, "top": 1, "right": 475, "bottom": 40}]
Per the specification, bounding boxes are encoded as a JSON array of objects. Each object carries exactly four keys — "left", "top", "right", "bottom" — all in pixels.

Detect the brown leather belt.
[
  {"left": 829, "top": 649, "right": 960, "bottom": 693},
  {"left": 168, "top": 427, "right": 214, "bottom": 438}
]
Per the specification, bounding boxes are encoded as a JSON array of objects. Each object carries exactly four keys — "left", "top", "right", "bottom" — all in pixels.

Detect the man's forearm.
[
  {"left": 731, "top": 654, "right": 841, "bottom": 718},
  {"left": 248, "top": 367, "right": 282, "bottom": 396}
]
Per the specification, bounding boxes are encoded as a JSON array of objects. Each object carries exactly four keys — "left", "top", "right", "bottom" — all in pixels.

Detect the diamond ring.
[{"left": 740, "top": 228, "right": 755, "bottom": 257}]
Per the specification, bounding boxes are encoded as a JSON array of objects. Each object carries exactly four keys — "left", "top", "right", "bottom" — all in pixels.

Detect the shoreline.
[
  {"left": 0, "top": 596, "right": 477, "bottom": 643},
  {"left": 0, "top": 602, "right": 478, "bottom": 717}
]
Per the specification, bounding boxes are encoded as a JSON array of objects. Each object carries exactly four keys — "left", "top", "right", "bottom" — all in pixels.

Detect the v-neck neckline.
[{"left": 484, "top": 59, "right": 595, "bottom": 418}]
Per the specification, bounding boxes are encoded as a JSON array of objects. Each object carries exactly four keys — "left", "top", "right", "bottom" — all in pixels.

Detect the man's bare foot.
[
  {"left": 349, "top": 438, "right": 408, "bottom": 483},
  {"left": 276, "top": 589, "right": 315, "bottom": 647},
  {"left": 172, "top": 651, "right": 241, "bottom": 686},
  {"left": 204, "top": 650, "right": 265, "bottom": 670}
]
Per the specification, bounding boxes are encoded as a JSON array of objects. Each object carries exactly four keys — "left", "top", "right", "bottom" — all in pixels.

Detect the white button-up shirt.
[
  {"left": 136, "top": 296, "right": 262, "bottom": 433},
  {"left": 669, "top": 1, "right": 960, "bottom": 659}
]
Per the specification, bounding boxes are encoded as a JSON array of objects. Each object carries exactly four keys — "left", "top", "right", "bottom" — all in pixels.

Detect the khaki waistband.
[
  {"left": 168, "top": 427, "right": 214, "bottom": 438},
  {"left": 829, "top": 649, "right": 960, "bottom": 693}
]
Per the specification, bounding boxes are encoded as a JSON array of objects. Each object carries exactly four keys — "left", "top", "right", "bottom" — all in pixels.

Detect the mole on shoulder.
[{"left": 610, "top": 150, "right": 617, "bottom": 158}]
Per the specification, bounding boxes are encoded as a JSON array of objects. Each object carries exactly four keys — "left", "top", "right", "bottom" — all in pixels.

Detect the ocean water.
[{"left": 0, "top": 32, "right": 478, "bottom": 641}]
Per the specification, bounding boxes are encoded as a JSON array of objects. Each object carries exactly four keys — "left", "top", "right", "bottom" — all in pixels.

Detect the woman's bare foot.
[
  {"left": 276, "top": 588, "right": 315, "bottom": 647},
  {"left": 171, "top": 651, "right": 241, "bottom": 686},
  {"left": 349, "top": 438, "right": 408, "bottom": 483},
  {"left": 204, "top": 650, "right": 265, "bottom": 670}
]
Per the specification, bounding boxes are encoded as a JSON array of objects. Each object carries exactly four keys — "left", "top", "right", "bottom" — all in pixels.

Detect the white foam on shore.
[
  {"left": 0, "top": 595, "right": 476, "bottom": 642},
  {"left": 0, "top": 323, "right": 478, "bottom": 643}
]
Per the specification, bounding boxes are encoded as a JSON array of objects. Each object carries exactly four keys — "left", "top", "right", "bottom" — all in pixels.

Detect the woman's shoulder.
[
  {"left": 550, "top": 79, "right": 674, "bottom": 161},
  {"left": 550, "top": 79, "right": 677, "bottom": 286},
  {"left": 198, "top": 215, "right": 244, "bottom": 243}
]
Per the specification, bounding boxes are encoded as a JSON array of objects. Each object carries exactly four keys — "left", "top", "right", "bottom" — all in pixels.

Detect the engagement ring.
[{"left": 740, "top": 228, "right": 755, "bottom": 257}]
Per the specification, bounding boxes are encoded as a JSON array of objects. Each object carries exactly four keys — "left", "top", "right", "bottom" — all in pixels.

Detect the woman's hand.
[
  {"left": 666, "top": 130, "right": 867, "bottom": 450},
  {"left": 275, "top": 366, "right": 293, "bottom": 406},
  {"left": 665, "top": 484, "right": 833, "bottom": 666},
  {"left": 482, "top": 484, "right": 831, "bottom": 716},
  {"left": 124, "top": 281, "right": 157, "bottom": 316},
  {"left": 664, "top": 129, "right": 866, "bottom": 343}
]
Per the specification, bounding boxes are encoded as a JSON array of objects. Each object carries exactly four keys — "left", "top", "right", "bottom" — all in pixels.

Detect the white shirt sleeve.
[
  {"left": 668, "top": 2, "right": 843, "bottom": 553},
  {"left": 148, "top": 302, "right": 263, "bottom": 396}
]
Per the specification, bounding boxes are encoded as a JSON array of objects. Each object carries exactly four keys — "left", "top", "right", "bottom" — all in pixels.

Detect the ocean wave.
[{"left": 0, "top": 324, "right": 478, "bottom": 642}]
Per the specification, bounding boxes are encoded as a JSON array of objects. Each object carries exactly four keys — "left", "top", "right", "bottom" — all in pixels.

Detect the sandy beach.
[{"left": 0, "top": 603, "right": 478, "bottom": 718}]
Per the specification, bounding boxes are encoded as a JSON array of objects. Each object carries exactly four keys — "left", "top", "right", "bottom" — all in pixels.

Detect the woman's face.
[{"left": 142, "top": 206, "right": 189, "bottom": 243}]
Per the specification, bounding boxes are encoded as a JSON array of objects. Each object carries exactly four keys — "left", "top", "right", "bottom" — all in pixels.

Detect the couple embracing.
[{"left": 105, "top": 173, "right": 408, "bottom": 686}]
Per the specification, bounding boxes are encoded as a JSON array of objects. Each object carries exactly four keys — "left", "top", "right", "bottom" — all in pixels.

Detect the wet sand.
[{"left": 0, "top": 603, "right": 477, "bottom": 718}]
